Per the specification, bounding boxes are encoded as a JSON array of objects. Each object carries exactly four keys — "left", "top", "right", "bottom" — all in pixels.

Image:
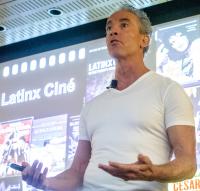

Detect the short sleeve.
[
  {"left": 164, "top": 82, "right": 195, "bottom": 128},
  {"left": 79, "top": 106, "right": 90, "bottom": 141}
]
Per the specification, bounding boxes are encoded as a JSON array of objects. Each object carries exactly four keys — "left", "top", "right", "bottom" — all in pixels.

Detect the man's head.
[{"left": 106, "top": 5, "right": 152, "bottom": 59}]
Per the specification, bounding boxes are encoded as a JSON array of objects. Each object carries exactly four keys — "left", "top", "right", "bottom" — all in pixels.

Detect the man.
[{"left": 21, "top": 5, "right": 196, "bottom": 191}]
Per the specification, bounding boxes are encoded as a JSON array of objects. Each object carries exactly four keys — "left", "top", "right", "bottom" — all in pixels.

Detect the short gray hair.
[{"left": 117, "top": 5, "right": 152, "bottom": 54}]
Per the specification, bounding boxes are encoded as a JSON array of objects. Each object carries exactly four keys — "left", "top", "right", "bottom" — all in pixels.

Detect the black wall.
[{"left": 0, "top": 0, "right": 199, "bottom": 63}]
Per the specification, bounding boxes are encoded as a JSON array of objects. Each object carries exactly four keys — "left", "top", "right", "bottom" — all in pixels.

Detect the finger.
[
  {"left": 21, "top": 161, "right": 29, "bottom": 167},
  {"left": 42, "top": 167, "right": 48, "bottom": 178},
  {"left": 32, "top": 162, "right": 43, "bottom": 187},
  {"left": 21, "top": 162, "right": 31, "bottom": 180},
  {"left": 38, "top": 167, "right": 48, "bottom": 189},
  {"left": 116, "top": 170, "right": 151, "bottom": 181},
  {"left": 108, "top": 162, "right": 132, "bottom": 172},
  {"left": 27, "top": 160, "right": 39, "bottom": 185},
  {"left": 109, "top": 161, "right": 152, "bottom": 176},
  {"left": 138, "top": 154, "right": 152, "bottom": 165},
  {"left": 99, "top": 163, "right": 144, "bottom": 181},
  {"left": 99, "top": 163, "right": 122, "bottom": 175},
  {"left": 105, "top": 169, "right": 140, "bottom": 181},
  {"left": 98, "top": 163, "right": 115, "bottom": 172},
  {"left": 123, "top": 172, "right": 143, "bottom": 181},
  {"left": 138, "top": 164, "right": 151, "bottom": 172},
  {"left": 99, "top": 163, "right": 133, "bottom": 179},
  {"left": 109, "top": 161, "right": 141, "bottom": 173}
]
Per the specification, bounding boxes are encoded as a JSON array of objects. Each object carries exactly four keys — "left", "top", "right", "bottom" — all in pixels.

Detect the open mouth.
[
  {"left": 110, "top": 40, "right": 120, "bottom": 45},
  {"left": 110, "top": 39, "right": 119, "bottom": 43}
]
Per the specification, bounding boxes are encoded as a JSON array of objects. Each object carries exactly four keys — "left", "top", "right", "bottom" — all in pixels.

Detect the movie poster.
[
  {"left": 155, "top": 17, "right": 200, "bottom": 87},
  {"left": 66, "top": 115, "right": 80, "bottom": 168},
  {"left": 85, "top": 38, "right": 115, "bottom": 102},
  {"left": 30, "top": 114, "right": 67, "bottom": 177},
  {"left": 0, "top": 118, "right": 32, "bottom": 177}
]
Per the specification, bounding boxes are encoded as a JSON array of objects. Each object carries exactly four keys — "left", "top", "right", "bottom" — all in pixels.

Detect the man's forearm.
[
  {"left": 154, "top": 157, "right": 196, "bottom": 183},
  {"left": 44, "top": 169, "right": 83, "bottom": 191}
]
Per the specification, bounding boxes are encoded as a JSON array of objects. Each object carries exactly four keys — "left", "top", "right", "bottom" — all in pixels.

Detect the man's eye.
[
  {"left": 121, "top": 23, "right": 128, "bottom": 28},
  {"left": 106, "top": 26, "right": 111, "bottom": 32}
]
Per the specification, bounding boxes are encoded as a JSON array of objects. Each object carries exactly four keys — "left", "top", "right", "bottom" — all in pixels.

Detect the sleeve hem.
[
  {"left": 79, "top": 137, "right": 90, "bottom": 141},
  {"left": 166, "top": 121, "right": 195, "bottom": 129}
]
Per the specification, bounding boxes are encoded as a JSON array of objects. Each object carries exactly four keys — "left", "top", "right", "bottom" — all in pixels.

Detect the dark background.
[{"left": 0, "top": 0, "right": 199, "bottom": 64}]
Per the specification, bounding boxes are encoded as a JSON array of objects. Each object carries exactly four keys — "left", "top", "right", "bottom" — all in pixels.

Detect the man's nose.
[
  {"left": 110, "top": 31, "right": 118, "bottom": 36},
  {"left": 109, "top": 25, "right": 119, "bottom": 36}
]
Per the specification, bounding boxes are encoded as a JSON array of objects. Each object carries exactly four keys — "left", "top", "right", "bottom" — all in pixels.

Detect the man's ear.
[{"left": 141, "top": 35, "right": 150, "bottom": 48}]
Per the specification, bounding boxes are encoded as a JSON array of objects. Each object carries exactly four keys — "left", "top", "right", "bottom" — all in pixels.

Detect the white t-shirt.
[{"left": 79, "top": 71, "right": 194, "bottom": 191}]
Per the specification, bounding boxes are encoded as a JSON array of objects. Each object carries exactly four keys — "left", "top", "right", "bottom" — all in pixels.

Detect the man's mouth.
[
  {"left": 110, "top": 39, "right": 120, "bottom": 45},
  {"left": 110, "top": 39, "right": 119, "bottom": 43}
]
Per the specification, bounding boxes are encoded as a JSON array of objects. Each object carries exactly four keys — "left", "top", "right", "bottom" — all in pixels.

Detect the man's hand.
[
  {"left": 21, "top": 160, "right": 48, "bottom": 190},
  {"left": 98, "top": 154, "right": 155, "bottom": 181}
]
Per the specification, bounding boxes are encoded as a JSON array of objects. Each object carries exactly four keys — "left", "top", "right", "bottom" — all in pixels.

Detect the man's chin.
[{"left": 109, "top": 52, "right": 124, "bottom": 59}]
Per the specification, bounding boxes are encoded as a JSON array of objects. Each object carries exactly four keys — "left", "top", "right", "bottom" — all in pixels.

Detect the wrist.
[
  {"left": 151, "top": 164, "right": 165, "bottom": 182},
  {"left": 43, "top": 178, "right": 49, "bottom": 191}
]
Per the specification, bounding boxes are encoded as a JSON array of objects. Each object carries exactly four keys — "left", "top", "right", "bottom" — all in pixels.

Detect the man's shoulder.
[{"left": 149, "top": 71, "right": 176, "bottom": 86}]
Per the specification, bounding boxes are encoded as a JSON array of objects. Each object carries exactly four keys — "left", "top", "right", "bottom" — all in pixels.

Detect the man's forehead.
[
  {"left": 106, "top": 10, "right": 136, "bottom": 25},
  {"left": 106, "top": 18, "right": 130, "bottom": 25}
]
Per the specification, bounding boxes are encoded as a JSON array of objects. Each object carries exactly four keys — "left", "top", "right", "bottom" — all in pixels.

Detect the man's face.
[
  {"left": 169, "top": 32, "right": 189, "bottom": 52},
  {"left": 105, "top": 10, "right": 148, "bottom": 59}
]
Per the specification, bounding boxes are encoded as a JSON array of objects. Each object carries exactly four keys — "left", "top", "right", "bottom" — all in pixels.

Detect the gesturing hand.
[
  {"left": 21, "top": 160, "right": 48, "bottom": 190},
  {"left": 98, "top": 154, "right": 155, "bottom": 181}
]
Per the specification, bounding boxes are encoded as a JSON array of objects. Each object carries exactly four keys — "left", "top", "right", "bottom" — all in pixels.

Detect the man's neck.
[{"left": 114, "top": 59, "right": 149, "bottom": 91}]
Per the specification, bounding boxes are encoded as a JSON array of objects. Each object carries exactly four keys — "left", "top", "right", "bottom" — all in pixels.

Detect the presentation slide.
[{"left": 0, "top": 14, "right": 199, "bottom": 191}]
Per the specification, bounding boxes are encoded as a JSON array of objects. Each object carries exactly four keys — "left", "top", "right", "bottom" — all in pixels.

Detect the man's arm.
[
  {"left": 99, "top": 125, "right": 196, "bottom": 182},
  {"left": 154, "top": 125, "right": 196, "bottom": 182},
  {"left": 22, "top": 140, "right": 91, "bottom": 191}
]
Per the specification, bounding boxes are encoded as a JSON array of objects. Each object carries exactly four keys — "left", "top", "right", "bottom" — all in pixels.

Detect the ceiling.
[{"left": 0, "top": 0, "right": 170, "bottom": 47}]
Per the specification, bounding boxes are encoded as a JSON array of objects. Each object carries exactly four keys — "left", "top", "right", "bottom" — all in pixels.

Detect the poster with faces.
[
  {"left": 0, "top": 118, "right": 32, "bottom": 177},
  {"left": 155, "top": 16, "right": 200, "bottom": 87}
]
